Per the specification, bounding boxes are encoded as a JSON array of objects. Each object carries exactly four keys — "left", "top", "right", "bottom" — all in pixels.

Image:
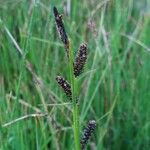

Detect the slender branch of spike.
[
  {"left": 68, "top": 43, "right": 81, "bottom": 150},
  {"left": 56, "top": 76, "right": 72, "bottom": 100},
  {"left": 53, "top": 7, "right": 69, "bottom": 58},
  {"left": 80, "top": 120, "right": 96, "bottom": 150},
  {"left": 74, "top": 43, "right": 87, "bottom": 77}
]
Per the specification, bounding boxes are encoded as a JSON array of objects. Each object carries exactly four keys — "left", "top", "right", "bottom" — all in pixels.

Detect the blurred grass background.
[{"left": 0, "top": 0, "right": 150, "bottom": 149}]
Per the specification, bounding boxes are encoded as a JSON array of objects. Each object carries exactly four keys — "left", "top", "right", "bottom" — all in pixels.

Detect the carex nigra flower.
[
  {"left": 80, "top": 120, "right": 96, "bottom": 150},
  {"left": 74, "top": 43, "right": 87, "bottom": 77},
  {"left": 53, "top": 6, "right": 69, "bottom": 57},
  {"left": 56, "top": 76, "right": 72, "bottom": 100}
]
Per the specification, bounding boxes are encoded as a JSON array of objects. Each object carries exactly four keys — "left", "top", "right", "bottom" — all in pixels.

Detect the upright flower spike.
[
  {"left": 53, "top": 6, "right": 69, "bottom": 57},
  {"left": 56, "top": 76, "right": 72, "bottom": 100},
  {"left": 74, "top": 43, "right": 87, "bottom": 77},
  {"left": 80, "top": 120, "right": 96, "bottom": 150}
]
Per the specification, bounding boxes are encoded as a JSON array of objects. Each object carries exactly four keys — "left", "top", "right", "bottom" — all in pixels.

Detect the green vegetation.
[{"left": 0, "top": 0, "right": 150, "bottom": 149}]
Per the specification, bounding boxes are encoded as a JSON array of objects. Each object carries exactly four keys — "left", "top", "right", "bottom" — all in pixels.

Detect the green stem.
[{"left": 68, "top": 44, "right": 80, "bottom": 150}]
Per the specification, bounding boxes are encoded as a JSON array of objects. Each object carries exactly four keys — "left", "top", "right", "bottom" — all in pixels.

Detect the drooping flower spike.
[
  {"left": 56, "top": 76, "right": 72, "bottom": 100},
  {"left": 80, "top": 120, "right": 96, "bottom": 149}
]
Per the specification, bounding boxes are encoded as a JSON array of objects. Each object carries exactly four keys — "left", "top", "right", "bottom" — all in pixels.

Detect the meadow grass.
[{"left": 0, "top": 0, "right": 150, "bottom": 149}]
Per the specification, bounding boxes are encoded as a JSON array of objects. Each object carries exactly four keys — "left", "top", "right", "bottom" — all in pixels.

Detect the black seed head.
[
  {"left": 53, "top": 6, "right": 69, "bottom": 56},
  {"left": 56, "top": 76, "right": 72, "bottom": 100},
  {"left": 80, "top": 120, "right": 96, "bottom": 150},
  {"left": 74, "top": 43, "right": 87, "bottom": 77}
]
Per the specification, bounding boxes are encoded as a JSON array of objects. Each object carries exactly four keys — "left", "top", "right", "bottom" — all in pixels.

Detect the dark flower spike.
[
  {"left": 80, "top": 120, "right": 96, "bottom": 150},
  {"left": 74, "top": 43, "right": 87, "bottom": 77},
  {"left": 56, "top": 76, "right": 72, "bottom": 100},
  {"left": 53, "top": 6, "right": 69, "bottom": 57}
]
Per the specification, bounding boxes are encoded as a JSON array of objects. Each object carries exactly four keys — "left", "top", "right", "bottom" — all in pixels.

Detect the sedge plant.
[{"left": 53, "top": 6, "right": 96, "bottom": 150}]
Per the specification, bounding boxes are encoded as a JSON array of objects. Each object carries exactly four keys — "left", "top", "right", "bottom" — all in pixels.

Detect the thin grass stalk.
[{"left": 68, "top": 43, "right": 80, "bottom": 150}]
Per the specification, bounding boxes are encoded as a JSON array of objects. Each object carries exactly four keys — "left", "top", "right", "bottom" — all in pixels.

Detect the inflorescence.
[
  {"left": 74, "top": 43, "right": 87, "bottom": 77},
  {"left": 80, "top": 120, "right": 96, "bottom": 150},
  {"left": 53, "top": 7, "right": 69, "bottom": 57},
  {"left": 53, "top": 6, "right": 96, "bottom": 150},
  {"left": 56, "top": 76, "right": 72, "bottom": 100}
]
